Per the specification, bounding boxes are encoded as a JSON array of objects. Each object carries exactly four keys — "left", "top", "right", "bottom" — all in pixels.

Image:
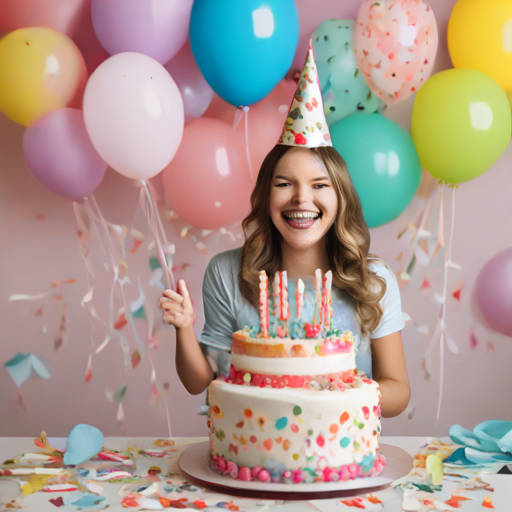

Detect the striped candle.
[
  {"left": 280, "top": 271, "right": 289, "bottom": 321},
  {"left": 314, "top": 269, "right": 323, "bottom": 328},
  {"left": 273, "top": 271, "right": 281, "bottom": 319},
  {"left": 296, "top": 278, "right": 305, "bottom": 319},
  {"left": 259, "top": 271, "right": 269, "bottom": 338},
  {"left": 322, "top": 271, "right": 333, "bottom": 333}
]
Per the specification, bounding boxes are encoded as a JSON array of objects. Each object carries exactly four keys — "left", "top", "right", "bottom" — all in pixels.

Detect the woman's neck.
[{"left": 280, "top": 239, "right": 331, "bottom": 278}]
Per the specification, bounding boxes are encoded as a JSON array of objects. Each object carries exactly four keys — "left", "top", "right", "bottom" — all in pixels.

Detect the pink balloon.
[
  {"left": 475, "top": 246, "right": 512, "bottom": 338},
  {"left": 83, "top": 52, "right": 184, "bottom": 180},
  {"left": 162, "top": 118, "right": 253, "bottom": 230},
  {"left": 23, "top": 108, "right": 107, "bottom": 201},
  {"left": 71, "top": 0, "right": 110, "bottom": 75},
  {"left": 0, "top": 0, "right": 86, "bottom": 36},
  {"left": 353, "top": 0, "right": 438, "bottom": 106},
  {"left": 91, "top": 0, "right": 193, "bottom": 65},
  {"left": 164, "top": 41, "right": 213, "bottom": 123},
  {"left": 203, "top": 79, "right": 295, "bottom": 170}
]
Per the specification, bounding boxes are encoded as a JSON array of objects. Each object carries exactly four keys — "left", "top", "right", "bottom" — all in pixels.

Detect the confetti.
[
  {"left": 468, "top": 327, "right": 478, "bottom": 349},
  {"left": 482, "top": 496, "right": 494, "bottom": 508}
]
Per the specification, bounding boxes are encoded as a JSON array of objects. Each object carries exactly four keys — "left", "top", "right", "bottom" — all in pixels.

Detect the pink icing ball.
[
  {"left": 292, "top": 469, "right": 305, "bottom": 484},
  {"left": 348, "top": 463, "right": 360, "bottom": 479},
  {"left": 251, "top": 465, "right": 262, "bottom": 478},
  {"left": 283, "top": 470, "right": 292, "bottom": 479},
  {"left": 257, "top": 469, "right": 271, "bottom": 482},
  {"left": 238, "top": 466, "right": 252, "bottom": 481},
  {"left": 339, "top": 465, "right": 350, "bottom": 481},
  {"left": 217, "top": 459, "right": 226, "bottom": 472},
  {"left": 227, "top": 460, "right": 238, "bottom": 479},
  {"left": 322, "top": 467, "right": 334, "bottom": 481}
]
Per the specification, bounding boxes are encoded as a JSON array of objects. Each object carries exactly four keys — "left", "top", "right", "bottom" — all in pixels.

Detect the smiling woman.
[{"left": 158, "top": 37, "right": 410, "bottom": 419}]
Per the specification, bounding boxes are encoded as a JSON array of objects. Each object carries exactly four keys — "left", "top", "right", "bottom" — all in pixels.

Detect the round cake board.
[{"left": 178, "top": 442, "right": 412, "bottom": 501}]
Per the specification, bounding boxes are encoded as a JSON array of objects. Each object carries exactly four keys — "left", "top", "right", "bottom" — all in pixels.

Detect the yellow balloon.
[
  {"left": 0, "top": 27, "right": 87, "bottom": 126},
  {"left": 448, "top": 0, "right": 512, "bottom": 91}
]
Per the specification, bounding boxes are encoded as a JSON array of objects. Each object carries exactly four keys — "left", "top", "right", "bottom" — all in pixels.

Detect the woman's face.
[{"left": 270, "top": 148, "right": 338, "bottom": 251}]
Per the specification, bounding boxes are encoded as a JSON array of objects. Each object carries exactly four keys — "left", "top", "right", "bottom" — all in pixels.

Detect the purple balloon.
[
  {"left": 91, "top": 0, "right": 193, "bottom": 65},
  {"left": 475, "top": 246, "right": 512, "bottom": 338},
  {"left": 23, "top": 108, "right": 108, "bottom": 201},
  {"left": 164, "top": 41, "right": 214, "bottom": 123}
]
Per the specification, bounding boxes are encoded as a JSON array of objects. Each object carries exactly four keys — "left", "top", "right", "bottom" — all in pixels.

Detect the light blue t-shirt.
[{"left": 199, "top": 247, "right": 404, "bottom": 379}]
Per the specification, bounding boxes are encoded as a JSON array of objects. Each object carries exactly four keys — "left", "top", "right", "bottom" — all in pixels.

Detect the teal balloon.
[
  {"left": 63, "top": 424, "right": 104, "bottom": 465},
  {"left": 330, "top": 113, "right": 421, "bottom": 228},
  {"left": 312, "top": 20, "right": 383, "bottom": 126}
]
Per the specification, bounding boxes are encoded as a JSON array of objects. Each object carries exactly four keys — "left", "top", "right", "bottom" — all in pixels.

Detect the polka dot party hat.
[{"left": 277, "top": 38, "right": 332, "bottom": 148}]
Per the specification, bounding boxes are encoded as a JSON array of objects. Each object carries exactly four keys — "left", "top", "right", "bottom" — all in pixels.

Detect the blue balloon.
[
  {"left": 190, "top": 0, "right": 299, "bottom": 106},
  {"left": 330, "top": 113, "right": 421, "bottom": 228}
]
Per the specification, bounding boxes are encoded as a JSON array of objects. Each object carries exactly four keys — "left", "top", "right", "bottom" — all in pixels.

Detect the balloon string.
[
  {"left": 435, "top": 185, "right": 456, "bottom": 425},
  {"left": 401, "top": 187, "right": 439, "bottom": 281},
  {"left": 139, "top": 180, "right": 175, "bottom": 291},
  {"left": 243, "top": 106, "right": 254, "bottom": 182}
]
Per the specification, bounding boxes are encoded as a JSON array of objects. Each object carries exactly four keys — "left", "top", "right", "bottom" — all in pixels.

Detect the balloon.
[
  {"left": 475, "top": 247, "right": 512, "bottom": 338},
  {"left": 448, "top": 0, "right": 512, "bottom": 92},
  {"left": 162, "top": 118, "right": 253, "bottom": 230},
  {"left": 411, "top": 69, "right": 511, "bottom": 184},
  {"left": 204, "top": 80, "right": 295, "bottom": 170},
  {"left": 0, "top": 27, "right": 87, "bottom": 127},
  {"left": 312, "top": 20, "right": 381, "bottom": 126},
  {"left": 23, "top": 108, "right": 107, "bottom": 202},
  {"left": 83, "top": 52, "right": 184, "bottom": 180},
  {"left": 164, "top": 41, "right": 214, "bottom": 123},
  {"left": 330, "top": 113, "right": 421, "bottom": 228},
  {"left": 91, "top": 0, "right": 193, "bottom": 65},
  {"left": 0, "top": 0, "right": 85, "bottom": 36},
  {"left": 353, "top": 0, "right": 438, "bottom": 106},
  {"left": 190, "top": 0, "right": 299, "bottom": 106}
]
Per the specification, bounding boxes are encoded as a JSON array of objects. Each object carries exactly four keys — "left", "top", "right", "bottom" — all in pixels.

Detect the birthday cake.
[{"left": 207, "top": 270, "right": 386, "bottom": 484}]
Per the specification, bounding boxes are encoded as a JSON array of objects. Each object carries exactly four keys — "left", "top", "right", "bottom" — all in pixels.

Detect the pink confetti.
[
  {"left": 468, "top": 328, "right": 478, "bottom": 350},
  {"left": 131, "top": 349, "right": 141, "bottom": 369},
  {"left": 85, "top": 354, "right": 92, "bottom": 383},
  {"left": 407, "top": 407, "right": 416, "bottom": 420},
  {"left": 420, "top": 278, "right": 431, "bottom": 290}
]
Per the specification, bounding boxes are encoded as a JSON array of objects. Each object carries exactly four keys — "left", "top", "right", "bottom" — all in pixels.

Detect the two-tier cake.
[{"left": 207, "top": 269, "right": 386, "bottom": 483}]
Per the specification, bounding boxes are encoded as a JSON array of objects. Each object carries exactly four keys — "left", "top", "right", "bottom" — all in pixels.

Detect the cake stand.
[{"left": 178, "top": 442, "right": 412, "bottom": 500}]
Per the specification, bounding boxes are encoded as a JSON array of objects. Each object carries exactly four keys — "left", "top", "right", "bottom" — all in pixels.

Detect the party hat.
[{"left": 278, "top": 39, "right": 332, "bottom": 147}]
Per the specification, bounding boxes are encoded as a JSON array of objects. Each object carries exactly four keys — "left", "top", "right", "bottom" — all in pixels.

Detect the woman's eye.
[
  {"left": 314, "top": 184, "right": 327, "bottom": 189},
  {"left": 276, "top": 183, "right": 289, "bottom": 187}
]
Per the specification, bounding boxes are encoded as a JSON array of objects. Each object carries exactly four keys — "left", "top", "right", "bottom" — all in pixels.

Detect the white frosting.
[
  {"left": 208, "top": 379, "right": 382, "bottom": 471},
  {"left": 231, "top": 351, "right": 356, "bottom": 376}
]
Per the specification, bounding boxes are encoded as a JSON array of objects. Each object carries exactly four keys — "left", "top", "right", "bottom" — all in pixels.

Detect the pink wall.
[{"left": 1, "top": 0, "right": 512, "bottom": 439}]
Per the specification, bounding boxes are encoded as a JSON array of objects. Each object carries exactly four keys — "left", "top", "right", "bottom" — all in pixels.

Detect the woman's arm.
[
  {"left": 175, "top": 323, "right": 214, "bottom": 395},
  {"left": 159, "top": 280, "right": 214, "bottom": 395},
  {"left": 371, "top": 330, "right": 410, "bottom": 418}
]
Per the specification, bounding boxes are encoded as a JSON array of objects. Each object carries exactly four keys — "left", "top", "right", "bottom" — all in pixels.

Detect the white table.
[{"left": 0, "top": 436, "right": 509, "bottom": 511}]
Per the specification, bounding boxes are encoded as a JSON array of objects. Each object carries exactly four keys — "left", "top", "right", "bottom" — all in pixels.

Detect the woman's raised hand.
[{"left": 158, "top": 279, "right": 194, "bottom": 329}]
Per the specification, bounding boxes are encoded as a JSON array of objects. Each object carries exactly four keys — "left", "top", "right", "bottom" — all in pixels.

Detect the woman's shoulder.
[
  {"left": 205, "top": 247, "right": 243, "bottom": 284},
  {"left": 367, "top": 255, "right": 392, "bottom": 275}
]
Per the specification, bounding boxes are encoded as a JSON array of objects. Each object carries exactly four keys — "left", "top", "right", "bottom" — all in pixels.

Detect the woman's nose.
[{"left": 292, "top": 184, "right": 310, "bottom": 204}]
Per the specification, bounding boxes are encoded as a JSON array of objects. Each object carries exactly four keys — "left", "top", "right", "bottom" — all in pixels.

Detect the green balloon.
[
  {"left": 330, "top": 113, "right": 421, "bottom": 228},
  {"left": 411, "top": 68, "right": 511, "bottom": 184}
]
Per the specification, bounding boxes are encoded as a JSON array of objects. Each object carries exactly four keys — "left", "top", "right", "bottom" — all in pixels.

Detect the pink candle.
[
  {"left": 273, "top": 271, "right": 280, "bottom": 319},
  {"left": 280, "top": 271, "right": 289, "bottom": 321},
  {"left": 296, "top": 278, "right": 305, "bottom": 320},
  {"left": 259, "top": 271, "right": 269, "bottom": 338},
  {"left": 322, "top": 271, "right": 333, "bottom": 333},
  {"left": 314, "top": 269, "right": 323, "bottom": 328}
]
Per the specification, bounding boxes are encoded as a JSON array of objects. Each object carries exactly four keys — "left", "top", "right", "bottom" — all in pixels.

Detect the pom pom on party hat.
[{"left": 278, "top": 39, "right": 332, "bottom": 148}]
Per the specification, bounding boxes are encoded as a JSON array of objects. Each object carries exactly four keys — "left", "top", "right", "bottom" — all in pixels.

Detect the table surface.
[{"left": 0, "top": 436, "right": 509, "bottom": 512}]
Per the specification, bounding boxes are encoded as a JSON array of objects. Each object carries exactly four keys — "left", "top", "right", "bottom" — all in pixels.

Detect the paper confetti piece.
[
  {"left": 366, "top": 495, "right": 382, "bottom": 504},
  {"left": 85, "top": 354, "right": 93, "bottom": 383},
  {"left": 446, "top": 333, "right": 459, "bottom": 355},
  {"left": 49, "top": 497, "right": 64, "bottom": 507},
  {"left": 482, "top": 496, "right": 494, "bottom": 508},
  {"left": 444, "top": 494, "right": 471, "bottom": 508},
  {"left": 469, "top": 327, "right": 478, "bottom": 349},
  {"left": 132, "top": 349, "right": 141, "bottom": 369},
  {"left": 395, "top": 251, "right": 403, "bottom": 261},
  {"left": 420, "top": 278, "right": 431, "bottom": 290},
  {"left": 407, "top": 407, "right": 416, "bottom": 420},
  {"left": 426, "top": 454, "right": 443, "bottom": 485},
  {"left": 416, "top": 325, "right": 429, "bottom": 337},
  {"left": 4, "top": 353, "right": 53, "bottom": 387},
  {"left": 340, "top": 497, "right": 366, "bottom": 508}
]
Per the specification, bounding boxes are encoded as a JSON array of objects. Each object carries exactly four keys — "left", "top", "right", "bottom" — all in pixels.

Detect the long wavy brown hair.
[{"left": 239, "top": 145, "right": 386, "bottom": 337}]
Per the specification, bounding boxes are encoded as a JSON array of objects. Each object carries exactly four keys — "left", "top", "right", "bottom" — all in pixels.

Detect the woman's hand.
[{"left": 158, "top": 279, "right": 194, "bottom": 329}]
